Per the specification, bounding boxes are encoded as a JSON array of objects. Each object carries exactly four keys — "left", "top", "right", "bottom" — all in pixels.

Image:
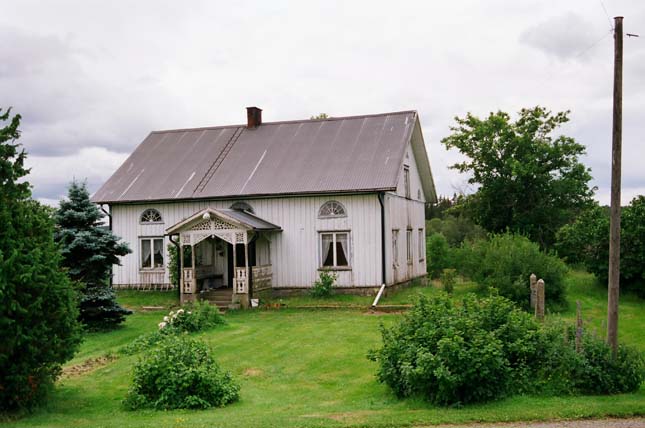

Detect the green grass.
[
  {"left": 5, "top": 271, "right": 645, "bottom": 428},
  {"left": 116, "top": 290, "right": 179, "bottom": 311}
]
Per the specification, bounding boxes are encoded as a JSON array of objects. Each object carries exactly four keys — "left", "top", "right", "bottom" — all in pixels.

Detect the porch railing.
[{"left": 183, "top": 268, "right": 195, "bottom": 294}]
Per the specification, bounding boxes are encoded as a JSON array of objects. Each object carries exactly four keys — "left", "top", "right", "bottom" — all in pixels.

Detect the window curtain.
[
  {"left": 336, "top": 234, "right": 348, "bottom": 266},
  {"left": 141, "top": 239, "right": 152, "bottom": 268},
  {"left": 153, "top": 239, "right": 164, "bottom": 268},
  {"left": 322, "top": 234, "right": 334, "bottom": 266}
]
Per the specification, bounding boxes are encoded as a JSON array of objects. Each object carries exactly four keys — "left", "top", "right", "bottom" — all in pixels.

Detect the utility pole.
[{"left": 607, "top": 16, "right": 623, "bottom": 357}]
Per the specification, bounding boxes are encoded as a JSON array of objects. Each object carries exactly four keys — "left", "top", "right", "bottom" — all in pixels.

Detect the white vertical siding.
[
  {"left": 384, "top": 137, "right": 428, "bottom": 285},
  {"left": 111, "top": 194, "right": 383, "bottom": 289}
]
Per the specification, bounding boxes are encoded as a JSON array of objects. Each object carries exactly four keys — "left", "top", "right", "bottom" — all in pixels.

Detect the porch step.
[{"left": 200, "top": 288, "right": 234, "bottom": 311}]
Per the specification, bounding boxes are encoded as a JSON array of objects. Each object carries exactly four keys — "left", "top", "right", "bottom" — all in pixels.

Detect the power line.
[{"left": 599, "top": 0, "right": 614, "bottom": 31}]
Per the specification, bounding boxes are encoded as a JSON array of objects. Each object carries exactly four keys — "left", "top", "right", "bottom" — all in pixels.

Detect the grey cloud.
[{"left": 520, "top": 12, "right": 605, "bottom": 61}]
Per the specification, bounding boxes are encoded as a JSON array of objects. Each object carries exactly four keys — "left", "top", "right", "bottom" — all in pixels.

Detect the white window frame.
[
  {"left": 318, "top": 200, "right": 347, "bottom": 219},
  {"left": 140, "top": 236, "right": 165, "bottom": 270},
  {"left": 404, "top": 166, "right": 411, "bottom": 199},
  {"left": 140, "top": 208, "right": 163, "bottom": 224},
  {"left": 392, "top": 229, "right": 399, "bottom": 268},
  {"left": 406, "top": 229, "right": 413, "bottom": 264},
  {"left": 418, "top": 228, "right": 425, "bottom": 262},
  {"left": 319, "top": 231, "right": 351, "bottom": 269}
]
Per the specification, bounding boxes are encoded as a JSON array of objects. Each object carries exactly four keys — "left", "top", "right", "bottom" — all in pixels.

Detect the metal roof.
[{"left": 92, "top": 110, "right": 422, "bottom": 204}]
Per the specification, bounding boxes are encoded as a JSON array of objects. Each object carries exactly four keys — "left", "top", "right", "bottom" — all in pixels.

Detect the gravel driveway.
[{"left": 424, "top": 417, "right": 645, "bottom": 428}]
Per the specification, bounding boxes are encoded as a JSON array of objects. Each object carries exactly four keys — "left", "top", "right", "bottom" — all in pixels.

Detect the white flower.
[
  {"left": 169, "top": 311, "right": 174, "bottom": 316},
  {"left": 163, "top": 316, "right": 169, "bottom": 322},
  {"left": 187, "top": 311, "right": 192, "bottom": 315},
  {"left": 177, "top": 309, "right": 185, "bottom": 315},
  {"left": 158, "top": 321, "right": 167, "bottom": 329}
]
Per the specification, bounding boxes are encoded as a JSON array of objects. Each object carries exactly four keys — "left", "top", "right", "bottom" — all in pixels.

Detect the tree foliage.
[
  {"left": 556, "top": 197, "right": 645, "bottom": 295},
  {"left": 442, "top": 107, "right": 594, "bottom": 247},
  {"left": 455, "top": 233, "right": 568, "bottom": 310},
  {"left": 0, "top": 108, "right": 82, "bottom": 410},
  {"left": 55, "top": 181, "right": 132, "bottom": 330}
]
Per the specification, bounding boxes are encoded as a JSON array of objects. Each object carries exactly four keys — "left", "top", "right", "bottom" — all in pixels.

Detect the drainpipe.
[
  {"left": 100, "top": 204, "right": 113, "bottom": 288},
  {"left": 169, "top": 234, "right": 181, "bottom": 298},
  {"left": 377, "top": 192, "right": 386, "bottom": 286}
]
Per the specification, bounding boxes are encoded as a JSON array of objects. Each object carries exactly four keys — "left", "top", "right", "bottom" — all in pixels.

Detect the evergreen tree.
[
  {"left": 0, "top": 108, "right": 82, "bottom": 410},
  {"left": 55, "top": 181, "right": 132, "bottom": 330}
]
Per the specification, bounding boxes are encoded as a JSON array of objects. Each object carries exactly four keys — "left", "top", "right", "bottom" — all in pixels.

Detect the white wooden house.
[{"left": 92, "top": 108, "right": 436, "bottom": 307}]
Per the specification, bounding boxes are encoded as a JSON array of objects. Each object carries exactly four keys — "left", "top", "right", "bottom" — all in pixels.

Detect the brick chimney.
[{"left": 246, "top": 106, "right": 262, "bottom": 128}]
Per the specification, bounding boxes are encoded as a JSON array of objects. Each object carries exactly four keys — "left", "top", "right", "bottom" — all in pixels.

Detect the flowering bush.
[
  {"left": 123, "top": 335, "right": 239, "bottom": 410},
  {"left": 158, "top": 301, "right": 225, "bottom": 333},
  {"left": 120, "top": 301, "right": 225, "bottom": 355}
]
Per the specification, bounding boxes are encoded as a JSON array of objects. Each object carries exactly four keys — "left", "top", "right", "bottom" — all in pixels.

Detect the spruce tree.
[
  {"left": 55, "top": 181, "right": 132, "bottom": 330},
  {"left": 0, "top": 108, "right": 82, "bottom": 410}
]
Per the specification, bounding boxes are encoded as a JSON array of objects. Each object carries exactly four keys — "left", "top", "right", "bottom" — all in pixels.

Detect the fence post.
[
  {"left": 535, "top": 279, "right": 545, "bottom": 322},
  {"left": 530, "top": 273, "right": 537, "bottom": 310},
  {"left": 575, "top": 300, "right": 583, "bottom": 353}
]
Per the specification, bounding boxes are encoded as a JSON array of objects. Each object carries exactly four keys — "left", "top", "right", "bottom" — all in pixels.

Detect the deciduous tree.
[{"left": 442, "top": 107, "right": 594, "bottom": 247}]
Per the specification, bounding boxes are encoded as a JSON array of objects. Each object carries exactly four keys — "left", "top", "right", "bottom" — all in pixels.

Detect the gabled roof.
[
  {"left": 165, "top": 208, "right": 281, "bottom": 235},
  {"left": 92, "top": 110, "right": 433, "bottom": 204}
]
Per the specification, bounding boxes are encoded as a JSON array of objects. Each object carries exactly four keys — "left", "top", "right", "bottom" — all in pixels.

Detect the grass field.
[{"left": 5, "top": 271, "right": 645, "bottom": 428}]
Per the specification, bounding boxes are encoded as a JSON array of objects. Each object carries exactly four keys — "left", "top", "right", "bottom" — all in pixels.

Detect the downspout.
[
  {"left": 373, "top": 192, "right": 387, "bottom": 309},
  {"left": 377, "top": 192, "right": 386, "bottom": 283},
  {"left": 169, "top": 234, "right": 181, "bottom": 298},
  {"left": 100, "top": 204, "right": 113, "bottom": 288}
]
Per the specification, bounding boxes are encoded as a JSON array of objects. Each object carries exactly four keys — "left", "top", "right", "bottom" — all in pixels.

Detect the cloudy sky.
[{"left": 2, "top": 0, "right": 644, "bottom": 206}]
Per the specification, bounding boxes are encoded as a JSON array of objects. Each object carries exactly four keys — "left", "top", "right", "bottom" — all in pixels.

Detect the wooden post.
[
  {"left": 530, "top": 273, "right": 537, "bottom": 310},
  {"left": 535, "top": 279, "right": 545, "bottom": 322},
  {"left": 191, "top": 243, "right": 196, "bottom": 294},
  {"left": 179, "top": 242, "right": 184, "bottom": 301},
  {"left": 242, "top": 238, "right": 250, "bottom": 309},
  {"left": 607, "top": 16, "right": 624, "bottom": 357},
  {"left": 575, "top": 300, "right": 583, "bottom": 353}
]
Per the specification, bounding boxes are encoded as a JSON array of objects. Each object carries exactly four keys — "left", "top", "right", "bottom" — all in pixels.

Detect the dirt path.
[{"left": 424, "top": 417, "right": 645, "bottom": 428}]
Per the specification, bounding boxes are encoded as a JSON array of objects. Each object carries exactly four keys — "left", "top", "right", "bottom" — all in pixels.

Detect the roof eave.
[{"left": 92, "top": 188, "right": 395, "bottom": 205}]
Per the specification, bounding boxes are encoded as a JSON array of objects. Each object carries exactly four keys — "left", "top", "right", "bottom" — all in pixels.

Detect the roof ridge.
[{"left": 150, "top": 110, "right": 417, "bottom": 135}]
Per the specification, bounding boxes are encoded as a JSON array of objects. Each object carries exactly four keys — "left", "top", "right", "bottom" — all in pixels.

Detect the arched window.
[
  {"left": 318, "top": 200, "right": 346, "bottom": 219},
  {"left": 140, "top": 208, "right": 163, "bottom": 224},
  {"left": 230, "top": 201, "right": 254, "bottom": 214}
]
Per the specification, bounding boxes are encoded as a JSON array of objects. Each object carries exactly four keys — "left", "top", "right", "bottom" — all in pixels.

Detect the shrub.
[
  {"left": 426, "top": 233, "right": 450, "bottom": 278},
  {"left": 311, "top": 269, "right": 336, "bottom": 298},
  {"left": 369, "top": 294, "right": 644, "bottom": 406},
  {"left": 368, "top": 294, "right": 544, "bottom": 405},
  {"left": 455, "top": 233, "right": 567, "bottom": 310},
  {"left": 124, "top": 335, "right": 239, "bottom": 410},
  {"left": 570, "top": 333, "right": 645, "bottom": 394},
  {"left": 441, "top": 268, "right": 456, "bottom": 294}
]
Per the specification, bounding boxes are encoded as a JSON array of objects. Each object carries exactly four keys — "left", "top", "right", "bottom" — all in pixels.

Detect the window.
[
  {"left": 141, "top": 237, "right": 164, "bottom": 269},
  {"left": 418, "top": 229, "right": 425, "bottom": 261},
  {"left": 140, "top": 208, "right": 162, "bottom": 223},
  {"left": 320, "top": 232, "right": 350, "bottom": 268},
  {"left": 404, "top": 166, "right": 411, "bottom": 199},
  {"left": 392, "top": 229, "right": 399, "bottom": 267},
  {"left": 318, "top": 200, "right": 347, "bottom": 219},
  {"left": 406, "top": 229, "right": 413, "bottom": 264},
  {"left": 230, "top": 201, "right": 254, "bottom": 213}
]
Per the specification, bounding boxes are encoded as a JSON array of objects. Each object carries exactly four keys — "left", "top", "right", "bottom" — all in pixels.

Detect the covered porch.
[{"left": 166, "top": 207, "right": 280, "bottom": 309}]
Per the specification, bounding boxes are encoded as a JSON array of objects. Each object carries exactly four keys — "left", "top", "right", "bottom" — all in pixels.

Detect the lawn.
[{"left": 5, "top": 271, "right": 645, "bottom": 428}]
